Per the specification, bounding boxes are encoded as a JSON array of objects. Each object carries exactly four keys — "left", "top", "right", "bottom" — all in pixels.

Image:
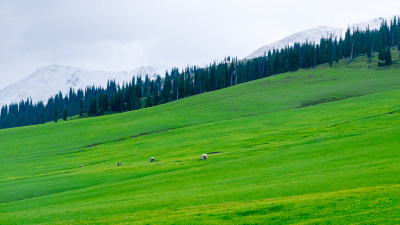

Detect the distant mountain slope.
[
  {"left": 0, "top": 64, "right": 169, "bottom": 107},
  {"left": 1, "top": 16, "right": 397, "bottom": 107},
  {"left": 246, "top": 16, "right": 398, "bottom": 59},
  {"left": 246, "top": 26, "right": 342, "bottom": 59}
]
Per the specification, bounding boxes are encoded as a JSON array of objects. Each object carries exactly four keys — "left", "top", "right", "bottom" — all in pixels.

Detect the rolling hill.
[{"left": 1, "top": 54, "right": 400, "bottom": 224}]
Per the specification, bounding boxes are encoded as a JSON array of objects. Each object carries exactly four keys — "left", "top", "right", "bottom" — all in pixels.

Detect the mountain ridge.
[
  {"left": 1, "top": 15, "right": 398, "bottom": 108},
  {"left": 0, "top": 64, "right": 169, "bottom": 107},
  {"left": 246, "top": 16, "right": 399, "bottom": 59}
]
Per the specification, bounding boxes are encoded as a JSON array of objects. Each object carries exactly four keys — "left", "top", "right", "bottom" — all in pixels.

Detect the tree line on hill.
[{"left": 1, "top": 18, "right": 400, "bottom": 129}]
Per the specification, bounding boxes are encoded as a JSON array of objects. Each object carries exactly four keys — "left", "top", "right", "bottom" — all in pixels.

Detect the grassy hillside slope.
[{"left": 1, "top": 56, "right": 400, "bottom": 224}]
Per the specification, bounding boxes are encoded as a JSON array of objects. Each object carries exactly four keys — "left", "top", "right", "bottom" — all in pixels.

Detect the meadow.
[{"left": 1, "top": 54, "right": 400, "bottom": 224}]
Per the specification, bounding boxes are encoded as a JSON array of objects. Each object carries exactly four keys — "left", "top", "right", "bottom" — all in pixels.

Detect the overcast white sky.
[{"left": 0, "top": 0, "right": 399, "bottom": 89}]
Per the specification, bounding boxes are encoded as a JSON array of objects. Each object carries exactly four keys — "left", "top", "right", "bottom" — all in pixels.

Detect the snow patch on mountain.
[
  {"left": 247, "top": 16, "right": 400, "bottom": 59},
  {"left": 0, "top": 65, "right": 169, "bottom": 107},
  {"left": 350, "top": 16, "right": 390, "bottom": 31},
  {"left": 246, "top": 26, "right": 342, "bottom": 59}
]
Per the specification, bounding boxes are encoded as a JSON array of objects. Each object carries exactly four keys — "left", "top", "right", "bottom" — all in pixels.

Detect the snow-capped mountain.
[
  {"left": 1, "top": 16, "right": 398, "bottom": 108},
  {"left": 0, "top": 64, "right": 169, "bottom": 107},
  {"left": 348, "top": 16, "right": 389, "bottom": 32},
  {"left": 246, "top": 26, "right": 342, "bottom": 59},
  {"left": 246, "top": 16, "right": 399, "bottom": 59}
]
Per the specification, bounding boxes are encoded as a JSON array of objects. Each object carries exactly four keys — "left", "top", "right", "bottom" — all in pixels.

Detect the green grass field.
[{"left": 1, "top": 54, "right": 400, "bottom": 224}]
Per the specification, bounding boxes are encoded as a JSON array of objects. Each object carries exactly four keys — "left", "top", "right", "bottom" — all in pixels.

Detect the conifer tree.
[
  {"left": 89, "top": 99, "right": 97, "bottom": 116},
  {"left": 79, "top": 100, "right": 84, "bottom": 118},
  {"left": 63, "top": 108, "right": 67, "bottom": 121},
  {"left": 99, "top": 107, "right": 104, "bottom": 116},
  {"left": 173, "top": 73, "right": 179, "bottom": 100},
  {"left": 344, "top": 28, "right": 352, "bottom": 57},
  {"left": 385, "top": 47, "right": 392, "bottom": 66},
  {"left": 378, "top": 48, "right": 386, "bottom": 66},
  {"left": 145, "top": 96, "right": 153, "bottom": 108},
  {"left": 54, "top": 108, "right": 58, "bottom": 123},
  {"left": 217, "top": 64, "right": 226, "bottom": 89},
  {"left": 135, "top": 77, "right": 142, "bottom": 99},
  {"left": 208, "top": 64, "right": 217, "bottom": 91},
  {"left": 162, "top": 73, "right": 171, "bottom": 103},
  {"left": 327, "top": 37, "right": 333, "bottom": 66},
  {"left": 378, "top": 48, "right": 385, "bottom": 61},
  {"left": 179, "top": 71, "right": 185, "bottom": 98}
]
